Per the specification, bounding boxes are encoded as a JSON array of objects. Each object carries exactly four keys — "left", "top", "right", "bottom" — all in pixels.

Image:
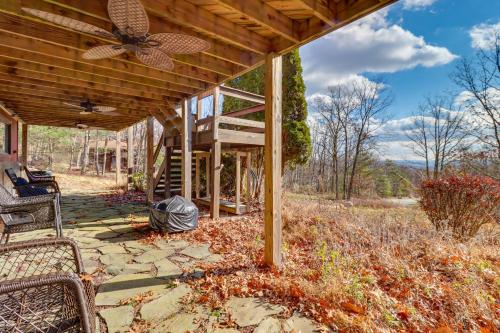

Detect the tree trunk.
[
  {"left": 95, "top": 130, "right": 100, "bottom": 176},
  {"left": 102, "top": 135, "right": 108, "bottom": 175},
  {"left": 81, "top": 130, "right": 90, "bottom": 175}
]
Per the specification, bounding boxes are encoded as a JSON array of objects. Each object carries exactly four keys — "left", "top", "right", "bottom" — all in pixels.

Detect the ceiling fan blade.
[
  {"left": 82, "top": 45, "right": 126, "bottom": 60},
  {"left": 94, "top": 105, "right": 117, "bottom": 112},
  {"left": 149, "top": 33, "right": 211, "bottom": 54},
  {"left": 136, "top": 48, "right": 174, "bottom": 71},
  {"left": 63, "top": 102, "right": 84, "bottom": 109},
  {"left": 22, "top": 8, "right": 115, "bottom": 39},
  {"left": 108, "top": 0, "right": 149, "bottom": 37}
]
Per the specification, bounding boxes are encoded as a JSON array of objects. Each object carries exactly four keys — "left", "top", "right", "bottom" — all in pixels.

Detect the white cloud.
[
  {"left": 469, "top": 22, "right": 500, "bottom": 49},
  {"left": 300, "top": 10, "right": 457, "bottom": 96},
  {"left": 401, "top": 0, "right": 437, "bottom": 10}
]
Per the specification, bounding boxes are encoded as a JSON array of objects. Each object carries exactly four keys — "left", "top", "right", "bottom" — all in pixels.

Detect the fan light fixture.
[{"left": 22, "top": 0, "right": 211, "bottom": 71}]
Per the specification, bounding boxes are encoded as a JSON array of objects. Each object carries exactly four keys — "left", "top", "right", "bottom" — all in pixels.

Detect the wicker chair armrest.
[
  {"left": 0, "top": 193, "right": 57, "bottom": 213},
  {"left": 0, "top": 273, "right": 93, "bottom": 333},
  {"left": 0, "top": 237, "right": 84, "bottom": 275},
  {"left": 30, "top": 175, "right": 56, "bottom": 182},
  {"left": 24, "top": 181, "right": 60, "bottom": 193}
]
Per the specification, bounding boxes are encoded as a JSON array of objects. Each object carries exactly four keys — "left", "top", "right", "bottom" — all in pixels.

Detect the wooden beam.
[
  {"left": 146, "top": 116, "right": 155, "bottom": 204},
  {"left": 115, "top": 131, "right": 121, "bottom": 185},
  {"left": 218, "top": 116, "right": 265, "bottom": 129},
  {"left": 140, "top": 0, "right": 271, "bottom": 54},
  {"left": 246, "top": 152, "right": 252, "bottom": 208},
  {"left": 153, "top": 131, "right": 165, "bottom": 163},
  {"left": 21, "top": 123, "right": 28, "bottom": 166},
  {"left": 127, "top": 126, "right": 134, "bottom": 189},
  {"left": 195, "top": 155, "right": 200, "bottom": 199},
  {"left": 295, "top": 0, "right": 336, "bottom": 26},
  {"left": 0, "top": 4, "right": 239, "bottom": 78},
  {"left": 181, "top": 99, "right": 192, "bottom": 200},
  {"left": 264, "top": 53, "right": 282, "bottom": 267},
  {"left": 235, "top": 152, "right": 241, "bottom": 214},
  {"left": 214, "top": 0, "right": 299, "bottom": 42},
  {"left": 0, "top": 30, "right": 209, "bottom": 89},
  {"left": 219, "top": 86, "right": 265, "bottom": 104},
  {"left": 210, "top": 141, "right": 221, "bottom": 219}
]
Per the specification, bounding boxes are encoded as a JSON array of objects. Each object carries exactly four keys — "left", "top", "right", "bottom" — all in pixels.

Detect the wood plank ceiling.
[{"left": 0, "top": 0, "right": 397, "bottom": 131}]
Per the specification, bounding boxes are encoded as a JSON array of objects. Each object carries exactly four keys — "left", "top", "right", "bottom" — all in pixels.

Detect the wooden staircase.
[{"left": 154, "top": 150, "right": 196, "bottom": 197}]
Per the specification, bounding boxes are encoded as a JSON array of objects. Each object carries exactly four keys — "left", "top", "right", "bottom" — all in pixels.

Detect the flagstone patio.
[{"left": 9, "top": 185, "right": 326, "bottom": 333}]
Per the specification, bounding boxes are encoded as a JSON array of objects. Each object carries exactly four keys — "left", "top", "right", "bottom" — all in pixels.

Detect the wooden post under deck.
[
  {"left": 264, "top": 53, "right": 283, "bottom": 267},
  {"left": 21, "top": 123, "right": 28, "bottom": 166},
  {"left": 235, "top": 153, "right": 241, "bottom": 214},
  {"left": 165, "top": 146, "right": 172, "bottom": 198},
  {"left": 146, "top": 116, "right": 155, "bottom": 204},
  {"left": 210, "top": 87, "right": 221, "bottom": 219},
  {"left": 115, "top": 131, "right": 121, "bottom": 185},
  {"left": 127, "top": 126, "right": 134, "bottom": 189},
  {"left": 246, "top": 152, "right": 252, "bottom": 208},
  {"left": 181, "top": 99, "right": 192, "bottom": 200}
]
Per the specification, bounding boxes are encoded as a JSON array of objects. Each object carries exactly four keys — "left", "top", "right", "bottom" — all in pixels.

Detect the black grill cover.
[{"left": 149, "top": 196, "right": 199, "bottom": 233}]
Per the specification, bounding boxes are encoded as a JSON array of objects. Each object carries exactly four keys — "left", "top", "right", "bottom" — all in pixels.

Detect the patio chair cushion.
[{"left": 15, "top": 178, "right": 50, "bottom": 197}]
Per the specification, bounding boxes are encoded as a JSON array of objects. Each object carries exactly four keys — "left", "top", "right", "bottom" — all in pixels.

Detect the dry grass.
[
  {"left": 150, "top": 195, "right": 499, "bottom": 332},
  {"left": 55, "top": 172, "right": 123, "bottom": 192}
]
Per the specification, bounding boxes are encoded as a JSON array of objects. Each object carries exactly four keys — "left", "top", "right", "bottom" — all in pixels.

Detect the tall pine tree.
[{"left": 222, "top": 49, "right": 311, "bottom": 168}]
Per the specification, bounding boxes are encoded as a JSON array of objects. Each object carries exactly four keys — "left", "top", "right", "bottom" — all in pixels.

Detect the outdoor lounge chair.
[
  {"left": 0, "top": 237, "right": 96, "bottom": 332},
  {"left": 24, "top": 166, "right": 61, "bottom": 192},
  {"left": 0, "top": 183, "right": 62, "bottom": 244},
  {"left": 5, "top": 168, "right": 60, "bottom": 197}
]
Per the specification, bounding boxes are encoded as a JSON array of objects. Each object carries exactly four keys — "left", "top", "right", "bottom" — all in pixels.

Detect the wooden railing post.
[
  {"left": 146, "top": 116, "right": 155, "bottom": 204},
  {"left": 210, "top": 87, "right": 221, "bottom": 219},
  {"left": 21, "top": 123, "right": 28, "bottom": 166},
  {"left": 264, "top": 53, "right": 283, "bottom": 267},
  {"left": 115, "top": 131, "right": 121, "bottom": 185},
  {"left": 127, "top": 126, "right": 134, "bottom": 189},
  {"left": 181, "top": 99, "right": 192, "bottom": 200}
]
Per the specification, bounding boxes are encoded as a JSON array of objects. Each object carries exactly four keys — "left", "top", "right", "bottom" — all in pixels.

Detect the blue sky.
[{"left": 299, "top": 0, "right": 500, "bottom": 160}]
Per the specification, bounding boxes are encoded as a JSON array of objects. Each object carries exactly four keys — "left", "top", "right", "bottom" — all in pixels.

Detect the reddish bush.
[{"left": 420, "top": 174, "right": 500, "bottom": 240}]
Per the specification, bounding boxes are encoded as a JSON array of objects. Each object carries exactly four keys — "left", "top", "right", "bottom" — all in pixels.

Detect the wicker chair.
[
  {"left": 5, "top": 168, "right": 60, "bottom": 197},
  {"left": 0, "top": 184, "right": 62, "bottom": 243},
  {"left": 23, "top": 166, "right": 61, "bottom": 193},
  {"left": 0, "top": 238, "right": 96, "bottom": 332}
]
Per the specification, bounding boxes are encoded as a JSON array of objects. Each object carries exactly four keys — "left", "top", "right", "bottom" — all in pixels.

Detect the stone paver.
[
  {"left": 9, "top": 181, "right": 326, "bottom": 333},
  {"left": 226, "top": 297, "right": 283, "bottom": 327},
  {"left": 140, "top": 284, "right": 191, "bottom": 321},
  {"left": 180, "top": 244, "right": 212, "bottom": 259},
  {"left": 99, "top": 305, "right": 134, "bottom": 333},
  {"left": 151, "top": 313, "right": 199, "bottom": 333},
  {"left": 134, "top": 249, "right": 173, "bottom": 263},
  {"left": 96, "top": 273, "right": 173, "bottom": 306},
  {"left": 98, "top": 244, "right": 128, "bottom": 254},
  {"left": 283, "top": 315, "right": 321, "bottom": 333},
  {"left": 254, "top": 317, "right": 281, "bottom": 333},
  {"left": 155, "top": 258, "right": 183, "bottom": 279}
]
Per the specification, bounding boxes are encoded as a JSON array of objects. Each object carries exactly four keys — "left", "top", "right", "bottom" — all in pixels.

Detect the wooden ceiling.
[{"left": 0, "top": 0, "right": 397, "bottom": 131}]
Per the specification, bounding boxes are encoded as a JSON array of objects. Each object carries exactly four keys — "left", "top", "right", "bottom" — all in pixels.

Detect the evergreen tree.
[{"left": 222, "top": 49, "right": 311, "bottom": 168}]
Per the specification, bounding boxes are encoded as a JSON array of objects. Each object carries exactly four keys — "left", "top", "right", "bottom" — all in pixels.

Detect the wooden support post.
[
  {"left": 181, "top": 99, "right": 192, "bottom": 200},
  {"left": 196, "top": 96, "right": 203, "bottom": 132},
  {"left": 165, "top": 147, "right": 172, "bottom": 198},
  {"left": 127, "top": 126, "right": 134, "bottom": 189},
  {"left": 264, "top": 53, "right": 283, "bottom": 267},
  {"left": 195, "top": 154, "right": 200, "bottom": 199},
  {"left": 115, "top": 131, "right": 121, "bottom": 185},
  {"left": 21, "top": 123, "right": 28, "bottom": 166},
  {"left": 206, "top": 155, "right": 210, "bottom": 197},
  {"left": 235, "top": 153, "right": 241, "bottom": 214},
  {"left": 210, "top": 87, "right": 221, "bottom": 219},
  {"left": 246, "top": 152, "right": 252, "bottom": 208},
  {"left": 146, "top": 116, "right": 155, "bottom": 204}
]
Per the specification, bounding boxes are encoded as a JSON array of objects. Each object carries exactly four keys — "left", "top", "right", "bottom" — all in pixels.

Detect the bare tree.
[
  {"left": 452, "top": 33, "right": 500, "bottom": 158},
  {"left": 311, "top": 79, "right": 392, "bottom": 199},
  {"left": 406, "top": 96, "right": 467, "bottom": 179},
  {"left": 80, "top": 130, "right": 90, "bottom": 175}
]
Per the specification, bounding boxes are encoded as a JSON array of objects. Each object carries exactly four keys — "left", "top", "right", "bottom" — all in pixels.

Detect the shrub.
[
  {"left": 420, "top": 174, "right": 500, "bottom": 240},
  {"left": 131, "top": 171, "right": 145, "bottom": 192}
]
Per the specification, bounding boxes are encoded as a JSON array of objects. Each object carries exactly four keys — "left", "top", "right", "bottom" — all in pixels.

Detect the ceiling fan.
[
  {"left": 75, "top": 123, "right": 106, "bottom": 130},
  {"left": 22, "top": 0, "right": 211, "bottom": 70},
  {"left": 63, "top": 99, "right": 120, "bottom": 116}
]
